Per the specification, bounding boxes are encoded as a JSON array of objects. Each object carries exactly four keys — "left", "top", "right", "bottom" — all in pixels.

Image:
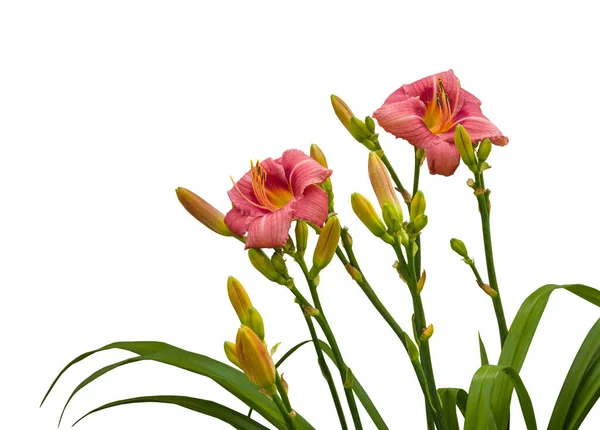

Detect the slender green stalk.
[
  {"left": 394, "top": 239, "right": 446, "bottom": 430},
  {"left": 288, "top": 283, "right": 349, "bottom": 430},
  {"left": 337, "top": 231, "right": 433, "bottom": 419},
  {"left": 276, "top": 372, "right": 292, "bottom": 412},
  {"left": 295, "top": 257, "right": 363, "bottom": 430},
  {"left": 474, "top": 172, "right": 509, "bottom": 346},
  {"left": 273, "top": 393, "right": 296, "bottom": 430},
  {"left": 412, "top": 148, "right": 423, "bottom": 277}
]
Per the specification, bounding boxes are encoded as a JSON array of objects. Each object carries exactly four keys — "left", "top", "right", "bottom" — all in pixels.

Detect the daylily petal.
[
  {"left": 425, "top": 141, "right": 461, "bottom": 176},
  {"left": 245, "top": 201, "right": 295, "bottom": 249},
  {"left": 401, "top": 70, "right": 461, "bottom": 107},
  {"left": 260, "top": 157, "right": 291, "bottom": 191},
  {"left": 449, "top": 102, "right": 508, "bottom": 146},
  {"left": 293, "top": 185, "right": 329, "bottom": 226},
  {"left": 373, "top": 98, "right": 441, "bottom": 149},
  {"left": 227, "top": 171, "right": 268, "bottom": 217},
  {"left": 282, "top": 149, "right": 332, "bottom": 196},
  {"left": 224, "top": 207, "right": 252, "bottom": 237}
]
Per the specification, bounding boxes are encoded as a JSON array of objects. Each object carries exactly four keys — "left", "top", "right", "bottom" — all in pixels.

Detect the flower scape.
[{"left": 43, "top": 70, "right": 600, "bottom": 430}]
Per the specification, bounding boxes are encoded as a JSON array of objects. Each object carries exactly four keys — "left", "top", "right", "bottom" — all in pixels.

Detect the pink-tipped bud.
[
  {"left": 227, "top": 276, "right": 252, "bottom": 324},
  {"left": 368, "top": 152, "right": 403, "bottom": 229},
  {"left": 176, "top": 187, "right": 232, "bottom": 236},
  {"left": 236, "top": 325, "right": 277, "bottom": 395}
]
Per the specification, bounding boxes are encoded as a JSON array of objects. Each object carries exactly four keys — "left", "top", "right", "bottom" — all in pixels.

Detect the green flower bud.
[
  {"left": 351, "top": 193, "right": 392, "bottom": 243},
  {"left": 478, "top": 138, "right": 492, "bottom": 163},
  {"left": 365, "top": 116, "right": 376, "bottom": 133},
  {"left": 224, "top": 341, "right": 241, "bottom": 368},
  {"left": 312, "top": 216, "right": 341, "bottom": 273},
  {"left": 450, "top": 238, "right": 469, "bottom": 258},
  {"left": 247, "top": 307, "right": 265, "bottom": 340},
  {"left": 454, "top": 125, "right": 477, "bottom": 169},
  {"left": 295, "top": 220, "right": 308, "bottom": 258},
  {"left": 248, "top": 249, "right": 287, "bottom": 285},
  {"left": 410, "top": 191, "right": 426, "bottom": 221},
  {"left": 331, "top": 94, "right": 354, "bottom": 129},
  {"left": 271, "top": 252, "right": 288, "bottom": 276}
]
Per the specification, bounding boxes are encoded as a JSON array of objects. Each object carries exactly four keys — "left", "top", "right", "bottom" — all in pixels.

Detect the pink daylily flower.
[
  {"left": 373, "top": 70, "right": 508, "bottom": 176},
  {"left": 225, "top": 149, "right": 332, "bottom": 249}
]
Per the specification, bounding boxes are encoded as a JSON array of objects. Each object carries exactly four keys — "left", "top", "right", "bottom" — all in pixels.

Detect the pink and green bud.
[
  {"left": 236, "top": 325, "right": 277, "bottom": 395},
  {"left": 368, "top": 152, "right": 403, "bottom": 228},
  {"left": 409, "top": 191, "right": 426, "bottom": 221},
  {"left": 248, "top": 249, "right": 287, "bottom": 285},
  {"left": 351, "top": 193, "right": 392, "bottom": 243},
  {"left": 176, "top": 187, "right": 233, "bottom": 237},
  {"left": 454, "top": 125, "right": 477, "bottom": 169},
  {"left": 227, "top": 276, "right": 253, "bottom": 324},
  {"left": 295, "top": 221, "right": 308, "bottom": 258},
  {"left": 247, "top": 307, "right": 265, "bottom": 340},
  {"left": 311, "top": 216, "right": 341, "bottom": 276},
  {"left": 224, "top": 341, "right": 241, "bottom": 368}
]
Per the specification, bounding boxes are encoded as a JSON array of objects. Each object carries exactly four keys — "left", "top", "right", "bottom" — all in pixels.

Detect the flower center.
[
  {"left": 232, "top": 160, "right": 294, "bottom": 212},
  {"left": 423, "top": 78, "right": 460, "bottom": 135}
]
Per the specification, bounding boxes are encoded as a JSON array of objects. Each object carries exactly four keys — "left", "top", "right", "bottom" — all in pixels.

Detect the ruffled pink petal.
[
  {"left": 443, "top": 98, "right": 508, "bottom": 145},
  {"left": 293, "top": 185, "right": 329, "bottom": 226},
  {"left": 224, "top": 207, "right": 251, "bottom": 237},
  {"left": 245, "top": 201, "right": 295, "bottom": 249},
  {"left": 260, "top": 157, "right": 291, "bottom": 191},
  {"left": 373, "top": 98, "right": 441, "bottom": 149},
  {"left": 425, "top": 141, "right": 461, "bottom": 176},
  {"left": 227, "top": 171, "right": 268, "bottom": 217},
  {"left": 400, "top": 70, "right": 460, "bottom": 106},
  {"left": 281, "top": 149, "right": 332, "bottom": 196}
]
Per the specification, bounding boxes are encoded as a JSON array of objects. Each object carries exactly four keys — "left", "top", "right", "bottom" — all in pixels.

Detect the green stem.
[
  {"left": 338, "top": 231, "right": 432, "bottom": 418},
  {"left": 412, "top": 148, "right": 423, "bottom": 278},
  {"left": 273, "top": 393, "right": 296, "bottom": 430},
  {"left": 288, "top": 283, "right": 349, "bottom": 430},
  {"left": 296, "top": 257, "right": 363, "bottom": 430},
  {"left": 475, "top": 172, "right": 509, "bottom": 347},
  {"left": 276, "top": 372, "right": 292, "bottom": 412},
  {"left": 394, "top": 240, "right": 446, "bottom": 430}
]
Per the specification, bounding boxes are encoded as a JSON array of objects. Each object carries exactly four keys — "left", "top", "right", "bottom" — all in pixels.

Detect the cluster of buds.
[
  {"left": 331, "top": 95, "right": 379, "bottom": 151},
  {"left": 223, "top": 277, "right": 278, "bottom": 396},
  {"left": 454, "top": 125, "right": 492, "bottom": 175}
]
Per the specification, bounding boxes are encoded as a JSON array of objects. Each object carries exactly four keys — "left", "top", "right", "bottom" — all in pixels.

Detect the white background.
[{"left": 2, "top": 1, "right": 599, "bottom": 429}]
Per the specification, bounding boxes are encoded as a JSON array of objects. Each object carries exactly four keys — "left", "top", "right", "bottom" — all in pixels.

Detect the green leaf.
[
  {"left": 478, "top": 332, "right": 489, "bottom": 366},
  {"left": 72, "top": 395, "right": 270, "bottom": 429},
  {"left": 549, "top": 318, "right": 600, "bottom": 429},
  {"left": 438, "top": 388, "right": 468, "bottom": 430},
  {"left": 464, "top": 365, "right": 536, "bottom": 430},
  {"left": 42, "top": 341, "right": 314, "bottom": 430},
  {"left": 491, "top": 284, "right": 600, "bottom": 429}
]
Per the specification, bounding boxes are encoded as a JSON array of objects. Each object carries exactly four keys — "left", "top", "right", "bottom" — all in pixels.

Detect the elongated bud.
[
  {"left": 408, "top": 215, "right": 428, "bottom": 234},
  {"left": 176, "top": 187, "right": 232, "bottom": 236},
  {"left": 478, "top": 138, "right": 492, "bottom": 163},
  {"left": 454, "top": 125, "right": 477, "bottom": 169},
  {"left": 227, "top": 276, "right": 252, "bottom": 324},
  {"left": 247, "top": 307, "right": 265, "bottom": 340},
  {"left": 368, "top": 152, "right": 403, "bottom": 228},
  {"left": 365, "top": 116, "right": 376, "bottom": 133},
  {"left": 450, "top": 238, "right": 469, "bottom": 258},
  {"left": 236, "top": 326, "right": 276, "bottom": 395},
  {"left": 295, "top": 221, "right": 308, "bottom": 258},
  {"left": 409, "top": 191, "right": 426, "bottom": 221},
  {"left": 351, "top": 193, "right": 393, "bottom": 243},
  {"left": 345, "top": 264, "right": 362, "bottom": 282},
  {"left": 420, "top": 324, "right": 434, "bottom": 341},
  {"left": 248, "top": 249, "right": 287, "bottom": 285},
  {"left": 312, "top": 216, "right": 341, "bottom": 275},
  {"left": 310, "top": 143, "right": 328, "bottom": 168},
  {"left": 331, "top": 95, "right": 354, "bottom": 129},
  {"left": 417, "top": 270, "right": 426, "bottom": 293},
  {"left": 224, "top": 341, "right": 241, "bottom": 368},
  {"left": 478, "top": 281, "right": 498, "bottom": 298},
  {"left": 271, "top": 252, "right": 288, "bottom": 276},
  {"left": 349, "top": 117, "right": 377, "bottom": 150}
]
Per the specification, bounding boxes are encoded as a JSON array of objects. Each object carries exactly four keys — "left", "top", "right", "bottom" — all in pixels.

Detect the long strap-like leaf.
[
  {"left": 72, "top": 395, "right": 271, "bottom": 429},
  {"left": 437, "top": 388, "right": 468, "bottom": 430}
]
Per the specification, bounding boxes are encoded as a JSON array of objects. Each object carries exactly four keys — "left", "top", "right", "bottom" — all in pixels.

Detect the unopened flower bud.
[
  {"left": 349, "top": 118, "right": 377, "bottom": 150},
  {"left": 312, "top": 216, "right": 341, "bottom": 275},
  {"left": 351, "top": 193, "right": 393, "bottom": 243},
  {"left": 295, "top": 220, "right": 308, "bottom": 258},
  {"left": 417, "top": 270, "right": 426, "bottom": 293},
  {"left": 368, "top": 152, "right": 403, "bottom": 229},
  {"left": 271, "top": 252, "right": 288, "bottom": 276},
  {"left": 224, "top": 341, "right": 241, "bottom": 368},
  {"left": 310, "top": 143, "right": 328, "bottom": 168},
  {"left": 331, "top": 95, "right": 354, "bottom": 129},
  {"left": 345, "top": 264, "right": 362, "bottom": 282},
  {"left": 478, "top": 138, "right": 492, "bottom": 163},
  {"left": 176, "top": 187, "right": 232, "bottom": 236},
  {"left": 236, "top": 325, "right": 276, "bottom": 395},
  {"left": 227, "top": 276, "right": 252, "bottom": 324},
  {"left": 247, "top": 307, "right": 265, "bottom": 340},
  {"left": 450, "top": 238, "right": 469, "bottom": 259},
  {"left": 248, "top": 249, "right": 287, "bottom": 285},
  {"left": 420, "top": 324, "right": 434, "bottom": 342},
  {"left": 365, "top": 116, "right": 376, "bottom": 133},
  {"left": 466, "top": 178, "right": 476, "bottom": 188},
  {"left": 410, "top": 215, "right": 428, "bottom": 233},
  {"left": 454, "top": 125, "right": 477, "bottom": 169},
  {"left": 410, "top": 191, "right": 426, "bottom": 221}
]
